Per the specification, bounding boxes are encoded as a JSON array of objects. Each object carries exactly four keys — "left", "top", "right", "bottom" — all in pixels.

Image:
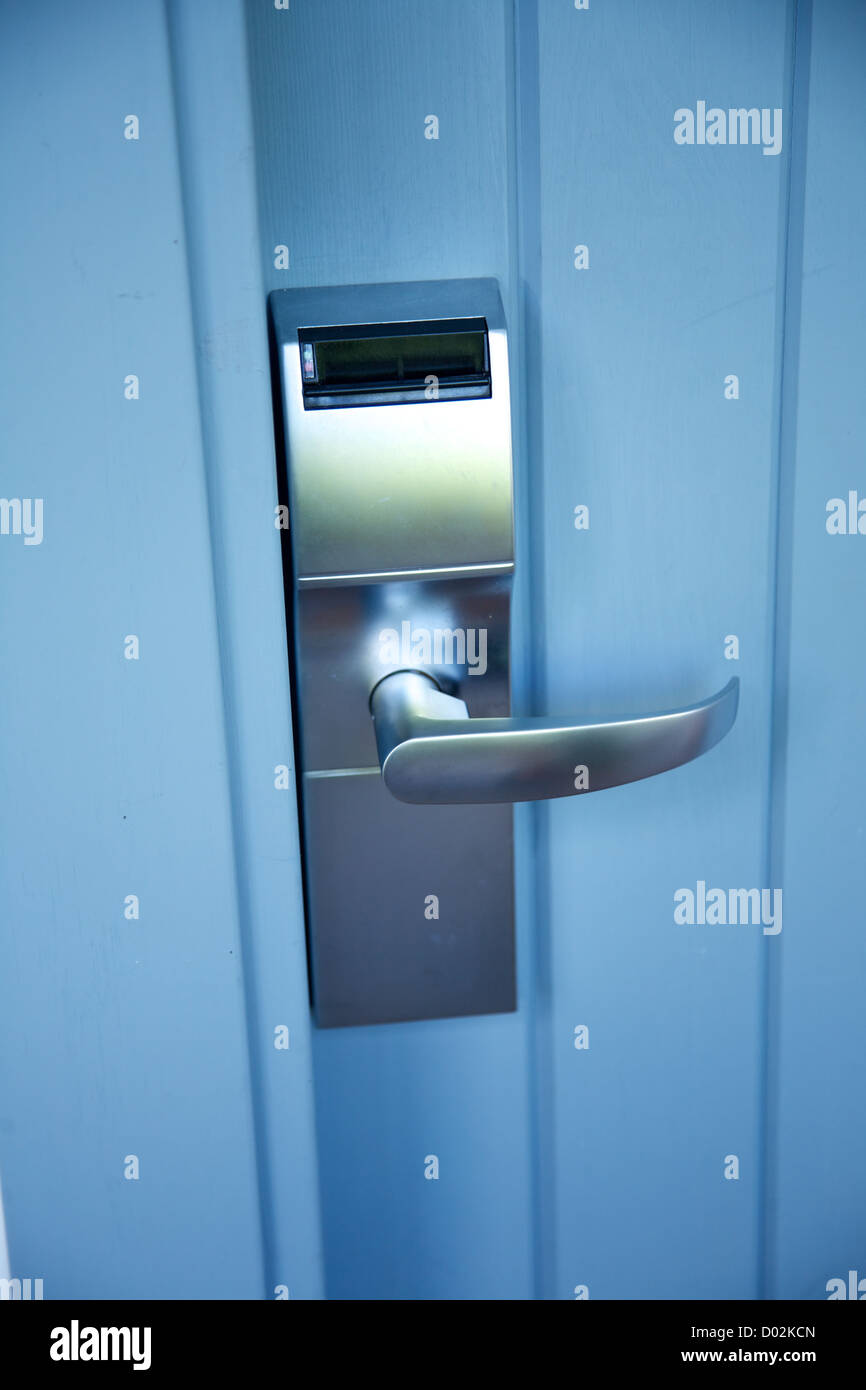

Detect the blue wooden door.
[
  {"left": 0, "top": 0, "right": 323, "bottom": 1300},
  {"left": 2, "top": 0, "right": 863, "bottom": 1302}
]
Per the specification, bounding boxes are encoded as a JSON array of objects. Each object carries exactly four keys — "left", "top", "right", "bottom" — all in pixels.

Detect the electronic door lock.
[{"left": 270, "top": 279, "right": 738, "bottom": 1028}]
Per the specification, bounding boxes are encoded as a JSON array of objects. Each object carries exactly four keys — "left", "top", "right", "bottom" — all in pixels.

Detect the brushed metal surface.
[
  {"left": 273, "top": 279, "right": 517, "bottom": 1026},
  {"left": 371, "top": 671, "right": 740, "bottom": 804},
  {"left": 270, "top": 279, "right": 514, "bottom": 582},
  {"left": 295, "top": 575, "right": 510, "bottom": 773},
  {"left": 303, "top": 775, "right": 514, "bottom": 1028}
]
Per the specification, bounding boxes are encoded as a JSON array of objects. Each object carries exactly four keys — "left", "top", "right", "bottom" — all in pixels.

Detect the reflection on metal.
[
  {"left": 271, "top": 279, "right": 516, "bottom": 1028},
  {"left": 371, "top": 671, "right": 740, "bottom": 805},
  {"left": 271, "top": 278, "right": 739, "bottom": 1029},
  {"left": 271, "top": 279, "right": 514, "bottom": 583}
]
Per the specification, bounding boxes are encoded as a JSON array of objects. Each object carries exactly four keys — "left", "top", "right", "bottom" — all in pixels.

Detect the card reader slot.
[{"left": 299, "top": 318, "right": 491, "bottom": 409}]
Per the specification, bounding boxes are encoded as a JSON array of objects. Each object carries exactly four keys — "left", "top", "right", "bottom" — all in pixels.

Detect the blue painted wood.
[
  {"left": 530, "top": 0, "right": 790, "bottom": 1299},
  {"left": 0, "top": 0, "right": 321, "bottom": 1298},
  {"left": 166, "top": 0, "right": 324, "bottom": 1300},
  {"left": 767, "top": 0, "right": 866, "bottom": 1301},
  {"left": 245, "top": 0, "right": 536, "bottom": 1300},
  {"left": 245, "top": 0, "right": 866, "bottom": 1302},
  {"left": 2, "top": 0, "right": 863, "bottom": 1304}
]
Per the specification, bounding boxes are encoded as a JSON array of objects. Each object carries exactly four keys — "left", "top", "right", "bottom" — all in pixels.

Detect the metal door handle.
[
  {"left": 274, "top": 277, "right": 739, "bottom": 1021},
  {"left": 370, "top": 670, "right": 739, "bottom": 805}
]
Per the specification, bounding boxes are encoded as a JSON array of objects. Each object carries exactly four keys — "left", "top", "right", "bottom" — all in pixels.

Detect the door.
[
  {"left": 1, "top": 0, "right": 863, "bottom": 1302},
  {"left": 0, "top": 0, "right": 322, "bottom": 1300}
]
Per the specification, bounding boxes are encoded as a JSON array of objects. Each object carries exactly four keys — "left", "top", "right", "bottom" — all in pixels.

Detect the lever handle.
[{"left": 370, "top": 670, "right": 739, "bottom": 805}]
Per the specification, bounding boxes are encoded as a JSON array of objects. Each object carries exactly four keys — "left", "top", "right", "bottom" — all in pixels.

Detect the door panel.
[
  {"left": 533, "top": 0, "right": 787, "bottom": 1300},
  {"left": 2, "top": 0, "right": 863, "bottom": 1303},
  {"left": 769, "top": 0, "right": 866, "bottom": 1300},
  {"left": 245, "top": 0, "right": 535, "bottom": 1302},
  {"left": 0, "top": 0, "right": 322, "bottom": 1299}
]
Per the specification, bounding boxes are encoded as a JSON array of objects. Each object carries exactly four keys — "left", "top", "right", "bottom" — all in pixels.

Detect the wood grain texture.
[
  {"left": 534, "top": 0, "right": 789, "bottom": 1300},
  {"left": 768, "top": 0, "right": 866, "bottom": 1300},
  {"left": 245, "top": 0, "right": 535, "bottom": 1301}
]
